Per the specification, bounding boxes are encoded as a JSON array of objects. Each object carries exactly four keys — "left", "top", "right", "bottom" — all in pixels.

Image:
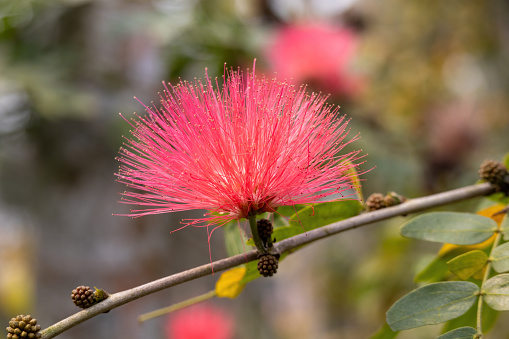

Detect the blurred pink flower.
[
  {"left": 265, "top": 23, "right": 363, "bottom": 98},
  {"left": 166, "top": 304, "right": 234, "bottom": 339},
  {"left": 116, "top": 62, "right": 363, "bottom": 226}
]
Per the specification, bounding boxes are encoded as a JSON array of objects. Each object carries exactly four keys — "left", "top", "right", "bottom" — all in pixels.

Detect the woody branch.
[{"left": 40, "top": 182, "right": 495, "bottom": 339}]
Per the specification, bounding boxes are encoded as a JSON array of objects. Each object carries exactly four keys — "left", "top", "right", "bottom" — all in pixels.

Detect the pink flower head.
[
  {"left": 265, "top": 22, "right": 363, "bottom": 98},
  {"left": 165, "top": 303, "right": 234, "bottom": 339},
  {"left": 116, "top": 61, "right": 363, "bottom": 227}
]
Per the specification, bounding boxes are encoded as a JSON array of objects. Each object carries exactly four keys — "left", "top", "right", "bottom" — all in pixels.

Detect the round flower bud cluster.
[
  {"left": 71, "top": 286, "right": 97, "bottom": 309},
  {"left": 366, "top": 192, "right": 407, "bottom": 211},
  {"left": 366, "top": 193, "right": 386, "bottom": 211},
  {"left": 257, "top": 218, "right": 274, "bottom": 248},
  {"left": 6, "top": 315, "right": 41, "bottom": 339},
  {"left": 257, "top": 254, "right": 279, "bottom": 277},
  {"left": 479, "top": 160, "right": 509, "bottom": 189}
]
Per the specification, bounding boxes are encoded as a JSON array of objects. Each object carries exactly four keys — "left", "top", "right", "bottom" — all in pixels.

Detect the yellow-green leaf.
[
  {"left": 447, "top": 250, "right": 488, "bottom": 280},
  {"left": 215, "top": 267, "right": 246, "bottom": 299},
  {"left": 503, "top": 151, "right": 509, "bottom": 169}
]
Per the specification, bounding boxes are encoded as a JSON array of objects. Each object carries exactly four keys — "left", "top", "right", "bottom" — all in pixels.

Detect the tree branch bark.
[{"left": 40, "top": 182, "right": 496, "bottom": 338}]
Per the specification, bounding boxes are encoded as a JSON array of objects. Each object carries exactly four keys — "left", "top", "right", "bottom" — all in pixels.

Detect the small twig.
[
  {"left": 476, "top": 228, "right": 502, "bottom": 336},
  {"left": 39, "top": 182, "right": 496, "bottom": 338},
  {"left": 138, "top": 290, "right": 217, "bottom": 323},
  {"left": 491, "top": 205, "right": 509, "bottom": 217}
]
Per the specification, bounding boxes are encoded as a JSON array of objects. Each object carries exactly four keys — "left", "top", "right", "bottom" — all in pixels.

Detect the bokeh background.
[{"left": 1, "top": 0, "right": 509, "bottom": 338}]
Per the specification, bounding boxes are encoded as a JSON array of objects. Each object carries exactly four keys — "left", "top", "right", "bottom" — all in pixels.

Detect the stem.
[
  {"left": 476, "top": 228, "right": 503, "bottom": 336},
  {"left": 39, "top": 182, "right": 495, "bottom": 339},
  {"left": 273, "top": 183, "right": 496, "bottom": 254},
  {"left": 248, "top": 214, "right": 266, "bottom": 253},
  {"left": 138, "top": 290, "right": 216, "bottom": 323}
]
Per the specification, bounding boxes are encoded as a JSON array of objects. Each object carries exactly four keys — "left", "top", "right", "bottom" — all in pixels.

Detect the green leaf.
[
  {"left": 271, "top": 226, "right": 303, "bottom": 242},
  {"left": 486, "top": 192, "right": 509, "bottom": 206},
  {"left": 272, "top": 213, "right": 289, "bottom": 227},
  {"left": 400, "top": 212, "right": 497, "bottom": 245},
  {"left": 491, "top": 241, "right": 509, "bottom": 273},
  {"left": 288, "top": 200, "right": 363, "bottom": 231},
  {"left": 386, "top": 281, "right": 479, "bottom": 331},
  {"left": 436, "top": 326, "right": 477, "bottom": 339},
  {"left": 415, "top": 249, "right": 465, "bottom": 283},
  {"left": 224, "top": 221, "right": 252, "bottom": 256},
  {"left": 239, "top": 260, "right": 262, "bottom": 285},
  {"left": 447, "top": 250, "right": 488, "bottom": 280},
  {"left": 501, "top": 215, "right": 509, "bottom": 241},
  {"left": 369, "top": 323, "right": 399, "bottom": 339},
  {"left": 441, "top": 297, "right": 498, "bottom": 334},
  {"left": 484, "top": 273, "right": 509, "bottom": 311},
  {"left": 276, "top": 204, "right": 307, "bottom": 217},
  {"left": 415, "top": 256, "right": 449, "bottom": 283}
]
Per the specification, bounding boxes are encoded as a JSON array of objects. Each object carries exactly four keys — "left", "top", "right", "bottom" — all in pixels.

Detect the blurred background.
[{"left": 1, "top": 0, "right": 509, "bottom": 338}]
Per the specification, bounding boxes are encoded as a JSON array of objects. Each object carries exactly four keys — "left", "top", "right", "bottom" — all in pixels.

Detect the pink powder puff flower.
[
  {"left": 116, "top": 61, "right": 363, "bottom": 230},
  {"left": 165, "top": 303, "right": 234, "bottom": 339},
  {"left": 265, "top": 22, "right": 363, "bottom": 98}
]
